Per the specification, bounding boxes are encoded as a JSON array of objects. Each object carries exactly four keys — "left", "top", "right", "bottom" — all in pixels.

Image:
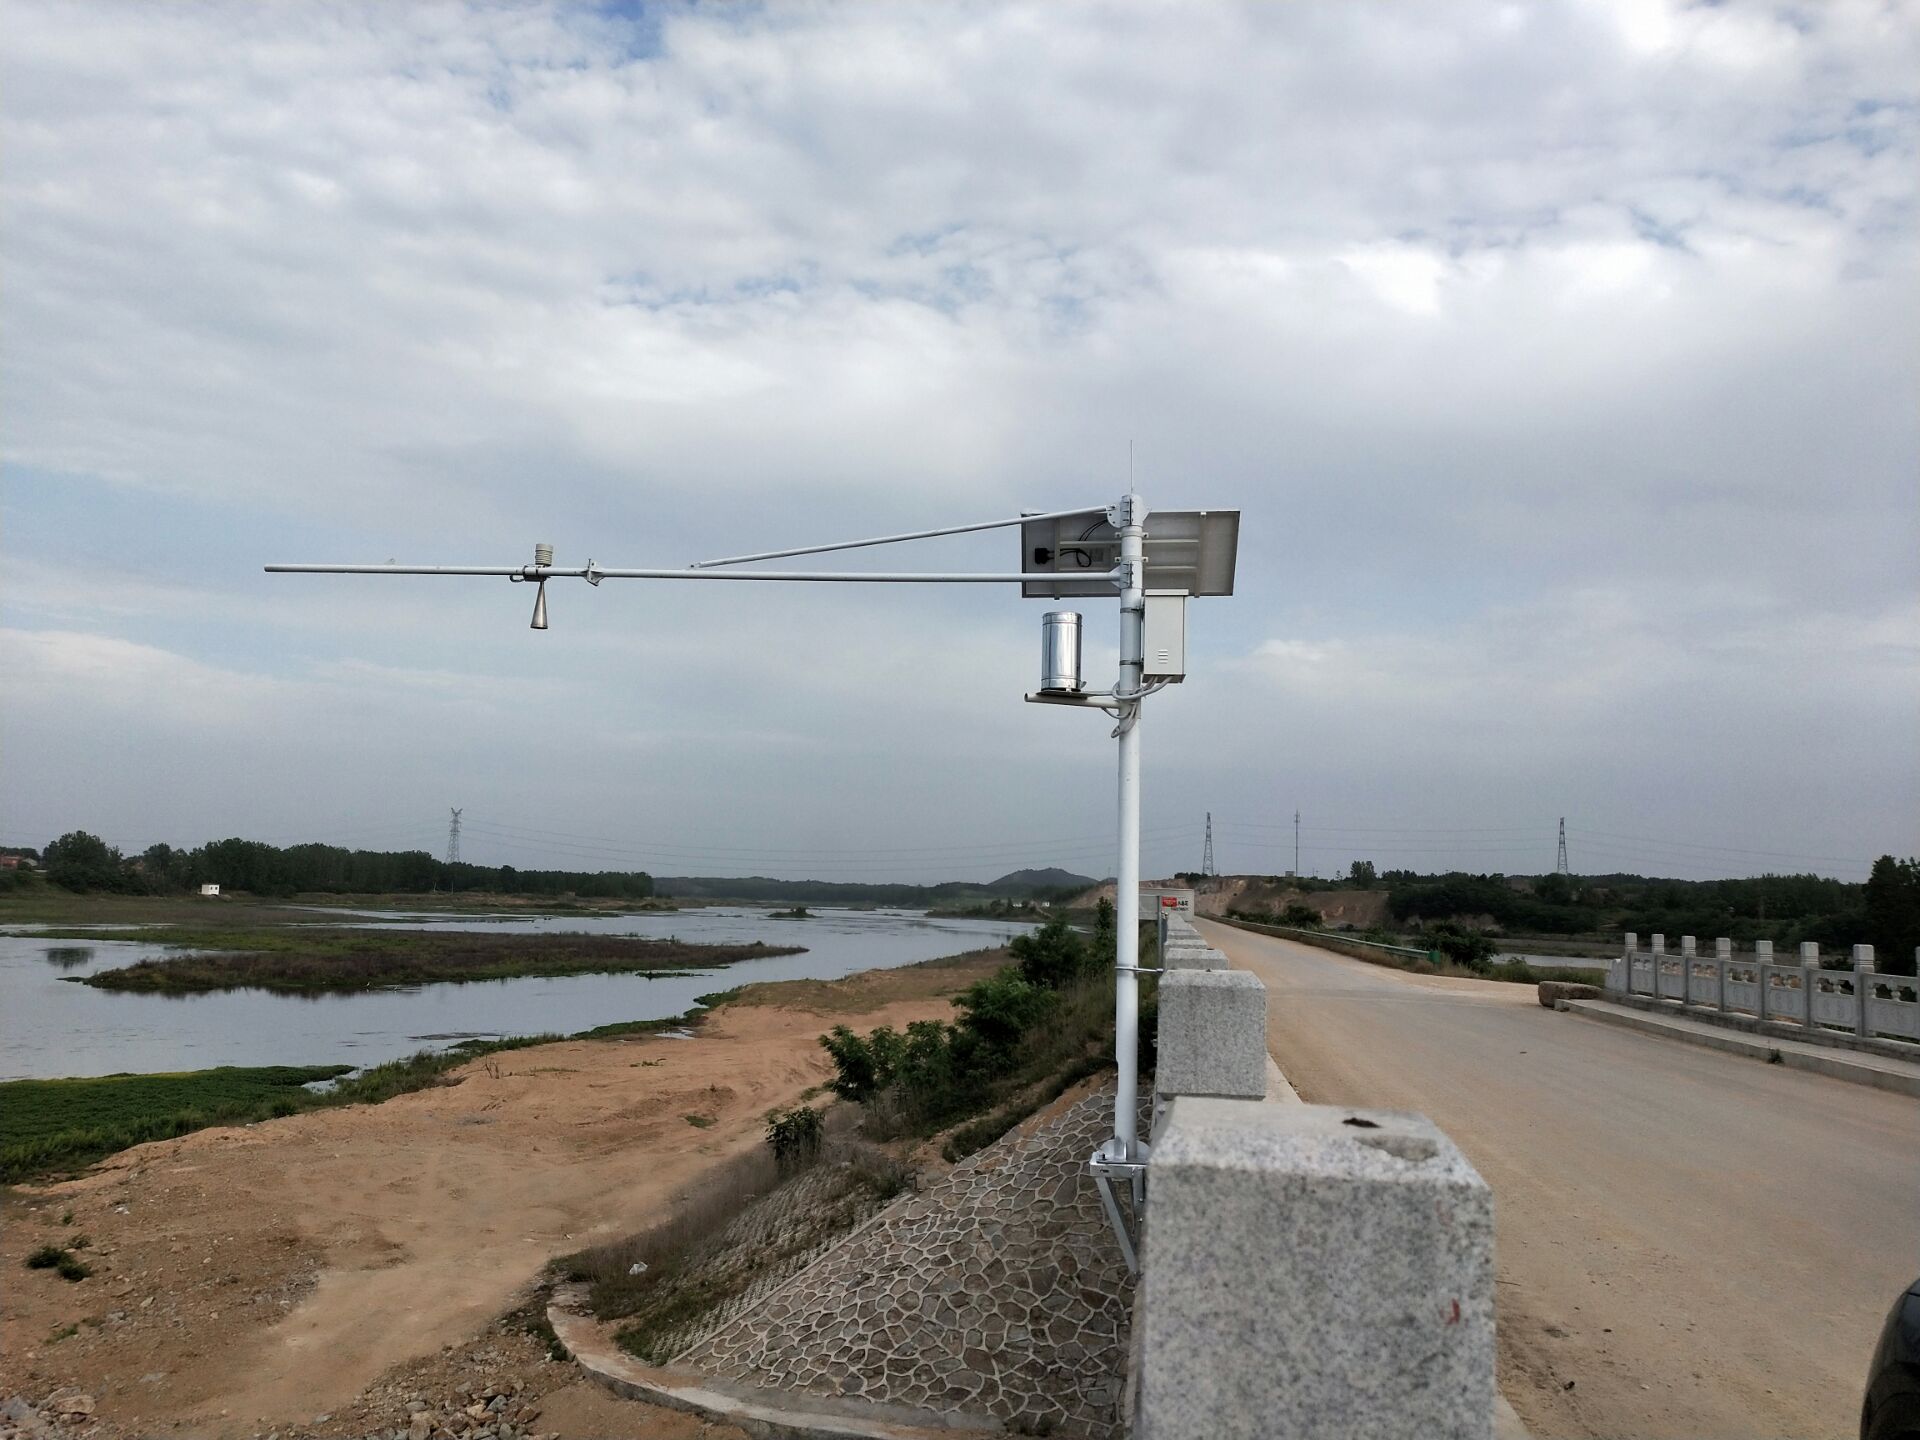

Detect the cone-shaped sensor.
[{"left": 530, "top": 580, "right": 548, "bottom": 630}]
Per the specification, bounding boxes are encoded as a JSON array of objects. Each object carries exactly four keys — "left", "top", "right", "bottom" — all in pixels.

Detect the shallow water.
[{"left": 0, "top": 906, "right": 1031, "bottom": 1081}]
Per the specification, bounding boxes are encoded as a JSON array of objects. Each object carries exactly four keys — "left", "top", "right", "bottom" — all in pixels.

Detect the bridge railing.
[{"left": 1607, "top": 933, "right": 1920, "bottom": 1045}]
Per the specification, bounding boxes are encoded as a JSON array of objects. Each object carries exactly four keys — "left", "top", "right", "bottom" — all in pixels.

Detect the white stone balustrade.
[{"left": 1608, "top": 934, "right": 1918, "bottom": 1044}]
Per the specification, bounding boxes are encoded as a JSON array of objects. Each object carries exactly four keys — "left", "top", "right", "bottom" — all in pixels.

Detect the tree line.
[
  {"left": 1194, "top": 859, "right": 1920, "bottom": 977},
  {"left": 21, "top": 832, "right": 654, "bottom": 900}
]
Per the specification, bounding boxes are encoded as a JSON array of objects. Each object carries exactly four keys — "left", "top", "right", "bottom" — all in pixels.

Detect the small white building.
[{"left": 199, "top": 883, "right": 221, "bottom": 897}]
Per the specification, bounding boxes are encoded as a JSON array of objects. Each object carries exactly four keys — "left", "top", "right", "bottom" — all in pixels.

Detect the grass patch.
[
  {"left": 63, "top": 930, "right": 801, "bottom": 994},
  {"left": 24, "top": 1244, "right": 91, "bottom": 1281},
  {"left": 682, "top": 1113, "right": 715, "bottom": 1129},
  {"left": 0, "top": 1065, "right": 353, "bottom": 1179},
  {"left": 0, "top": 990, "right": 742, "bottom": 1182}
]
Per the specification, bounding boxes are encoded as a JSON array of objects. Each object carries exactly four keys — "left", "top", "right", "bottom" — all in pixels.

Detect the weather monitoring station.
[{"left": 269, "top": 491, "right": 1239, "bottom": 1258}]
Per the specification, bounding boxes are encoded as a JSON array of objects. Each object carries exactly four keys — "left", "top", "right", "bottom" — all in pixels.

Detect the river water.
[{"left": 0, "top": 906, "right": 1032, "bottom": 1081}]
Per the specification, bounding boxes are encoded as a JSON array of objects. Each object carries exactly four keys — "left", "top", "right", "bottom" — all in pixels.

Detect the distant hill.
[
  {"left": 988, "top": 868, "right": 1100, "bottom": 895},
  {"left": 655, "top": 869, "right": 1098, "bottom": 906}
]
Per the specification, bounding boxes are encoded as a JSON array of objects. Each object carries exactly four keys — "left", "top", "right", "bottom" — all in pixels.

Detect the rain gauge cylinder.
[{"left": 1040, "top": 611, "right": 1083, "bottom": 693}]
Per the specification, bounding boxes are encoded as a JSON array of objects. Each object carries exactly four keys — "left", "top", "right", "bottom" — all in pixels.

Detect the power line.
[
  {"left": 458, "top": 814, "right": 1199, "bottom": 860},
  {"left": 1568, "top": 827, "right": 1867, "bottom": 866}
]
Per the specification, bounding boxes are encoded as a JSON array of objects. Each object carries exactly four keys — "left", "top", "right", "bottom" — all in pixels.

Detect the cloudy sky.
[{"left": 3, "top": 0, "right": 1915, "bottom": 885}]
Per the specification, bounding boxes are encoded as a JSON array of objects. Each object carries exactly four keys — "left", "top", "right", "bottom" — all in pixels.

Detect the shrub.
[
  {"left": 1009, "top": 914, "right": 1091, "bottom": 989},
  {"left": 764, "top": 1105, "right": 824, "bottom": 1170},
  {"left": 1423, "top": 921, "right": 1496, "bottom": 972},
  {"left": 819, "top": 1024, "right": 905, "bottom": 1103}
]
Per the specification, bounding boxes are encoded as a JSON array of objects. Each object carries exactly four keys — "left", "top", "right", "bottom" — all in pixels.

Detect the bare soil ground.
[{"left": 1, "top": 951, "right": 1002, "bottom": 1438}]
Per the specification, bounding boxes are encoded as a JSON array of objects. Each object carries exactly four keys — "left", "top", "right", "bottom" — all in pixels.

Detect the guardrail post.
[
  {"left": 1754, "top": 940, "right": 1773, "bottom": 1021},
  {"left": 1800, "top": 943, "right": 1820, "bottom": 1031},
  {"left": 1715, "top": 938, "right": 1732, "bottom": 1011},
  {"left": 1680, "top": 936, "right": 1696, "bottom": 1005},
  {"left": 1853, "top": 946, "right": 1875, "bottom": 1038},
  {"left": 1649, "top": 934, "right": 1664, "bottom": 999}
]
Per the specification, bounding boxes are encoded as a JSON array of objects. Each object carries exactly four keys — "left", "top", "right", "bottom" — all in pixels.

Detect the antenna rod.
[
  {"left": 688, "top": 503, "right": 1105, "bottom": 569},
  {"left": 265, "top": 564, "right": 1098, "bottom": 585}
]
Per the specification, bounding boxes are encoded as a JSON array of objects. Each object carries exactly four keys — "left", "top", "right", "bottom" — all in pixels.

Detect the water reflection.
[{"left": 42, "top": 946, "right": 95, "bottom": 969}]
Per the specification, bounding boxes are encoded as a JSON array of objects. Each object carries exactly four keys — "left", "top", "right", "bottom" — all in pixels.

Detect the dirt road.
[
  {"left": 1199, "top": 919, "right": 1920, "bottom": 1440},
  {"left": 2, "top": 953, "right": 998, "bottom": 1435}
]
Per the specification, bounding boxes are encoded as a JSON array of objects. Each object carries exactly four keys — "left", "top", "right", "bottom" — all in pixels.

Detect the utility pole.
[
  {"left": 1293, "top": 809, "right": 1301, "bottom": 878},
  {"left": 1556, "top": 817, "right": 1569, "bottom": 876},
  {"left": 446, "top": 807, "right": 463, "bottom": 866},
  {"left": 1201, "top": 812, "right": 1215, "bottom": 877}
]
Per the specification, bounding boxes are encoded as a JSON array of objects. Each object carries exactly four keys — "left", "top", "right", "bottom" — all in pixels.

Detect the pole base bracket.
[{"left": 1089, "top": 1148, "right": 1149, "bottom": 1274}]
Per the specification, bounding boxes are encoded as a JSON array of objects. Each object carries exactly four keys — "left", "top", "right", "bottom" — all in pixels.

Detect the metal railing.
[{"left": 1213, "top": 915, "right": 1436, "bottom": 962}]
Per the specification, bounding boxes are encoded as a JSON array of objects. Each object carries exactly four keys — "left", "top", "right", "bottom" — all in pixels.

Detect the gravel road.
[{"left": 1199, "top": 918, "right": 1920, "bottom": 1440}]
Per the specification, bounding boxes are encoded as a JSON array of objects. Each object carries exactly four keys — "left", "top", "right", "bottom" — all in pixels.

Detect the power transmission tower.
[
  {"left": 1202, "top": 813, "right": 1216, "bottom": 876},
  {"left": 1293, "top": 810, "right": 1301, "bottom": 878},
  {"left": 1556, "top": 817, "right": 1569, "bottom": 876},
  {"left": 446, "top": 808, "right": 463, "bottom": 866}
]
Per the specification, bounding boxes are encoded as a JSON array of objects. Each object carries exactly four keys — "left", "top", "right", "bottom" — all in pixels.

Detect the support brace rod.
[{"left": 688, "top": 503, "right": 1105, "bottom": 569}]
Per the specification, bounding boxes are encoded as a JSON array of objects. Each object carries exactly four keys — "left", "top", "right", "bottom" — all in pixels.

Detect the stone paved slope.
[{"left": 678, "top": 1085, "right": 1133, "bottom": 1439}]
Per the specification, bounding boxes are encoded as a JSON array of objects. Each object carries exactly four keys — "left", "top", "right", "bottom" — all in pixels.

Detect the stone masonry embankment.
[{"left": 679, "top": 1085, "right": 1135, "bottom": 1438}]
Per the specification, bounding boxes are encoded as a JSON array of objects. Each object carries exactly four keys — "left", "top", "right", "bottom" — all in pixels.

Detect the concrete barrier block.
[
  {"left": 1155, "top": 970, "right": 1267, "bottom": 1099},
  {"left": 1162, "top": 941, "right": 1221, "bottom": 971},
  {"left": 1141, "top": 1099, "right": 1494, "bottom": 1440}
]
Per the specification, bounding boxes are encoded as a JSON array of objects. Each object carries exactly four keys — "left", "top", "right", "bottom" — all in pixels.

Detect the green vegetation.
[
  {"left": 1216, "top": 855, "right": 1919, "bottom": 978},
  {"left": 653, "top": 866, "right": 1094, "bottom": 908},
  {"left": 30, "top": 829, "right": 655, "bottom": 900},
  {"left": 1218, "top": 915, "right": 1605, "bottom": 986},
  {"left": 0, "top": 986, "right": 747, "bottom": 1181},
  {"left": 1, "top": 1064, "right": 356, "bottom": 1178},
  {"left": 1865, "top": 857, "right": 1920, "bottom": 974},
  {"left": 65, "top": 930, "right": 800, "bottom": 994},
  {"left": 1423, "top": 920, "right": 1497, "bottom": 970},
  {"left": 768, "top": 906, "right": 812, "bottom": 919},
  {"left": 764, "top": 1105, "right": 825, "bottom": 1170},
  {"left": 925, "top": 897, "right": 1050, "bottom": 919},
  {"left": 27, "top": 1243, "right": 86, "bottom": 1278},
  {"left": 819, "top": 903, "right": 1147, "bottom": 1160}
]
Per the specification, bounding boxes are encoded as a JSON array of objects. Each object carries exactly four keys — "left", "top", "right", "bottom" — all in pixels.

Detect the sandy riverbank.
[{"left": 1, "top": 951, "right": 1002, "bottom": 1437}]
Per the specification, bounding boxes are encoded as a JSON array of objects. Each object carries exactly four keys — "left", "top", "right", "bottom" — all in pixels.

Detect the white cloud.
[{"left": 1, "top": 1, "right": 1915, "bottom": 877}]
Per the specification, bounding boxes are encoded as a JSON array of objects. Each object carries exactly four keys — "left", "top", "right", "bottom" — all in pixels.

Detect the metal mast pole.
[{"left": 1109, "top": 490, "right": 1146, "bottom": 1164}]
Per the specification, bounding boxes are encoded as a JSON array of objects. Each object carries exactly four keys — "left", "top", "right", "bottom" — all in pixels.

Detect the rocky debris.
[
  {"left": 2, "top": 1312, "right": 564, "bottom": 1440},
  {"left": 0, "top": 1393, "right": 91, "bottom": 1440}
]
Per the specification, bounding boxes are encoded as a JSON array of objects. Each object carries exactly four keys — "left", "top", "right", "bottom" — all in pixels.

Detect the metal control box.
[{"left": 1143, "top": 591, "right": 1187, "bottom": 681}]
